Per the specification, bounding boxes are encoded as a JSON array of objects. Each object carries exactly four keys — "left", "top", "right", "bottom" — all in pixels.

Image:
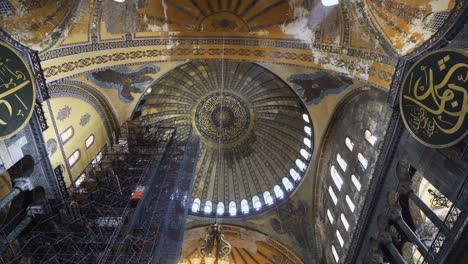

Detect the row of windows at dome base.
[{"left": 191, "top": 182, "right": 293, "bottom": 216}]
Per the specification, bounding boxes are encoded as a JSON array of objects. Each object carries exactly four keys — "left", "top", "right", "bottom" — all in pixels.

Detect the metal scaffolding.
[{"left": 1, "top": 122, "right": 199, "bottom": 264}]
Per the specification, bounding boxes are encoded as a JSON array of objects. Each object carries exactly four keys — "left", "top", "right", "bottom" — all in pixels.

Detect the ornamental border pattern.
[
  {"left": 40, "top": 37, "right": 395, "bottom": 66},
  {"left": 42, "top": 46, "right": 395, "bottom": 88}
]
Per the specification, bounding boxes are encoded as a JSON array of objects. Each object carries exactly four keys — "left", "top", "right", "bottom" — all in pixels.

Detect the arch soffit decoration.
[
  {"left": 359, "top": 0, "right": 466, "bottom": 55},
  {"left": 310, "top": 86, "right": 389, "bottom": 217},
  {"left": 49, "top": 81, "right": 120, "bottom": 142}
]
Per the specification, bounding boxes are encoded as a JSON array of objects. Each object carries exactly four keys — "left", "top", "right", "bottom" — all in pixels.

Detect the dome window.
[
  {"left": 252, "top": 196, "right": 262, "bottom": 210},
  {"left": 229, "top": 201, "right": 237, "bottom": 216},
  {"left": 300, "top": 149, "right": 310, "bottom": 160},
  {"left": 204, "top": 200, "right": 213, "bottom": 214},
  {"left": 290, "top": 168, "right": 301, "bottom": 181},
  {"left": 274, "top": 185, "right": 284, "bottom": 199},
  {"left": 296, "top": 159, "right": 306, "bottom": 171},
  {"left": 304, "top": 126, "right": 312, "bottom": 136},
  {"left": 241, "top": 199, "right": 249, "bottom": 214},
  {"left": 263, "top": 191, "right": 274, "bottom": 205},
  {"left": 191, "top": 198, "right": 201, "bottom": 213},
  {"left": 304, "top": 138, "right": 312, "bottom": 148},
  {"left": 282, "top": 177, "right": 294, "bottom": 191},
  {"left": 216, "top": 202, "right": 224, "bottom": 215},
  {"left": 302, "top": 114, "right": 310, "bottom": 123}
]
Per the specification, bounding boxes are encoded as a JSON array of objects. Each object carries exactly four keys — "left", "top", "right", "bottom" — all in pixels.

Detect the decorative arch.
[
  {"left": 358, "top": 0, "right": 464, "bottom": 55},
  {"left": 312, "top": 86, "right": 393, "bottom": 263},
  {"left": 49, "top": 81, "right": 120, "bottom": 143}
]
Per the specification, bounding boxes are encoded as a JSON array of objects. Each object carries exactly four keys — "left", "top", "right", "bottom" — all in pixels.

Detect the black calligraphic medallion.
[
  {"left": 400, "top": 49, "right": 468, "bottom": 148},
  {"left": 0, "top": 42, "right": 36, "bottom": 140}
]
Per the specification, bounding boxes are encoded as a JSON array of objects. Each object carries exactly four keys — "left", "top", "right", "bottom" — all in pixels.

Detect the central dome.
[
  {"left": 133, "top": 60, "right": 313, "bottom": 218},
  {"left": 194, "top": 92, "right": 252, "bottom": 145}
]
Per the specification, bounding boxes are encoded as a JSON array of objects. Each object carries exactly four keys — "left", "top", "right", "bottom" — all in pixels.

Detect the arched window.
[
  {"left": 327, "top": 209, "right": 334, "bottom": 224},
  {"left": 331, "top": 166, "right": 343, "bottom": 191},
  {"left": 296, "top": 159, "right": 306, "bottom": 171},
  {"left": 351, "top": 175, "right": 362, "bottom": 191},
  {"left": 252, "top": 195, "right": 261, "bottom": 210},
  {"left": 216, "top": 202, "right": 224, "bottom": 215},
  {"left": 85, "top": 134, "right": 95, "bottom": 148},
  {"left": 304, "top": 138, "right": 312, "bottom": 148},
  {"left": 68, "top": 150, "right": 80, "bottom": 167},
  {"left": 92, "top": 151, "right": 103, "bottom": 165},
  {"left": 274, "top": 185, "right": 284, "bottom": 199},
  {"left": 322, "top": 0, "right": 339, "bottom": 7},
  {"left": 329, "top": 186, "right": 338, "bottom": 205},
  {"left": 282, "top": 177, "right": 293, "bottom": 191},
  {"left": 365, "top": 130, "right": 378, "bottom": 146},
  {"left": 358, "top": 153, "right": 368, "bottom": 169},
  {"left": 204, "top": 200, "right": 213, "bottom": 214},
  {"left": 300, "top": 149, "right": 310, "bottom": 160},
  {"left": 75, "top": 173, "right": 86, "bottom": 188},
  {"left": 303, "top": 114, "right": 310, "bottom": 123},
  {"left": 345, "top": 195, "right": 355, "bottom": 212},
  {"left": 345, "top": 137, "right": 354, "bottom": 151},
  {"left": 336, "top": 230, "right": 344, "bottom": 247},
  {"left": 336, "top": 153, "right": 347, "bottom": 172},
  {"left": 290, "top": 168, "right": 301, "bottom": 181},
  {"left": 263, "top": 191, "right": 273, "bottom": 205},
  {"left": 192, "top": 198, "right": 201, "bottom": 213},
  {"left": 241, "top": 199, "right": 249, "bottom": 214},
  {"left": 331, "top": 245, "right": 339, "bottom": 263},
  {"left": 229, "top": 201, "right": 237, "bottom": 216},
  {"left": 60, "top": 126, "right": 74, "bottom": 144},
  {"left": 341, "top": 214, "right": 350, "bottom": 231},
  {"left": 304, "top": 126, "right": 312, "bottom": 136}
]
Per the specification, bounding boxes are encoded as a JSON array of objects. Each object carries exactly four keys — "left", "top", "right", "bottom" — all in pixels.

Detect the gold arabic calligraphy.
[
  {"left": 403, "top": 55, "right": 467, "bottom": 138},
  {"left": 0, "top": 58, "right": 31, "bottom": 126}
]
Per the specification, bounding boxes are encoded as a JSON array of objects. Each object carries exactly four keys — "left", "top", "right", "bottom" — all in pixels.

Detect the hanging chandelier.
[{"left": 179, "top": 224, "right": 232, "bottom": 264}]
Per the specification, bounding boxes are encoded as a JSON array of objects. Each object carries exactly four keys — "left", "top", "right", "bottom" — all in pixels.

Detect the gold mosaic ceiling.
[
  {"left": 134, "top": 60, "right": 313, "bottom": 217},
  {"left": 135, "top": 0, "right": 296, "bottom": 33}
]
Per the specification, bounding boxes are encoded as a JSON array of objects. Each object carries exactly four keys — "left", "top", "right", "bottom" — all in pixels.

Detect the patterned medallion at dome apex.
[
  {"left": 134, "top": 60, "right": 313, "bottom": 217},
  {"left": 194, "top": 92, "right": 253, "bottom": 146}
]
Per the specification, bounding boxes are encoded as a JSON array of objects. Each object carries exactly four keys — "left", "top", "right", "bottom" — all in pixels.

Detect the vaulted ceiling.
[{"left": 0, "top": 0, "right": 462, "bottom": 262}]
